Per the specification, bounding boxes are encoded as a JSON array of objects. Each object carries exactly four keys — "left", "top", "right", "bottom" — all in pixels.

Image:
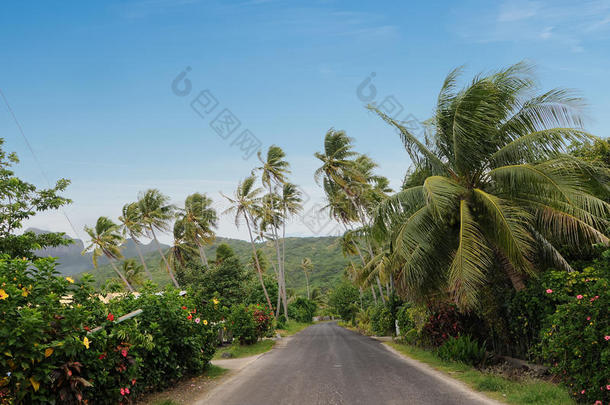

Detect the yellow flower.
[
  {"left": 83, "top": 337, "right": 90, "bottom": 349},
  {"left": 0, "top": 290, "right": 8, "bottom": 300},
  {"left": 21, "top": 288, "right": 28, "bottom": 297},
  {"left": 203, "top": 319, "right": 208, "bottom": 325},
  {"left": 45, "top": 348, "right": 54, "bottom": 358},
  {"left": 66, "top": 277, "right": 75, "bottom": 284},
  {"left": 212, "top": 298, "right": 219, "bottom": 305}
]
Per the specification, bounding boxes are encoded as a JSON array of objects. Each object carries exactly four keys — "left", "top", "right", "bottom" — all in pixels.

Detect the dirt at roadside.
[{"left": 136, "top": 370, "right": 231, "bottom": 405}]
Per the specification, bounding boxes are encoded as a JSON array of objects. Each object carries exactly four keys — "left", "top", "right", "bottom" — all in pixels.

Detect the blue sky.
[{"left": 1, "top": 0, "right": 609, "bottom": 242}]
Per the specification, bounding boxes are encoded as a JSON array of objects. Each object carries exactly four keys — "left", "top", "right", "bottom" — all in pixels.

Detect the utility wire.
[{"left": 0, "top": 87, "right": 82, "bottom": 240}]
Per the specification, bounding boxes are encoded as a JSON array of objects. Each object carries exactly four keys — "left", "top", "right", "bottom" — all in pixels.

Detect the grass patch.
[
  {"left": 153, "top": 400, "right": 180, "bottom": 405},
  {"left": 205, "top": 364, "right": 229, "bottom": 378},
  {"left": 277, "top": 320, "right": 311, "bottom": 337},
  {"left": 387, "top": 342, "right": 574, "bottom": 405},
  {"left": 213, "top": 339, "right": 275, "bottom": 360}
]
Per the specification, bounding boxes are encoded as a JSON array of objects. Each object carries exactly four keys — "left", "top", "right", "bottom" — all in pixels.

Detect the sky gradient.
[{"left": 1, "top": 0, "right": 609, "bottom": 243}]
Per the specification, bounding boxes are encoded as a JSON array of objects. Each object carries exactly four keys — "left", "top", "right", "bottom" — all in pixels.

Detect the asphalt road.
[{"left": 202, "top": 322, "right": 497, "bottom": 405}]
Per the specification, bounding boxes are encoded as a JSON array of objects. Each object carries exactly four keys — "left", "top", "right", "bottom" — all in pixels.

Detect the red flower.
[
  {"left": 99, "top": 353, "right": 106, "bottom": 360},
  {"left": 131, "top": 379, "right": 136, "bottom": 385},
  {"left": 182, "top": 306, "right": 187, "bottom": 310},
  {"left": 84, "top": 326, "right": 91, "bottom": 331},
  {"left": 107, "top": 313, "right": 115, "bottom": 322},
  {"left": 187, "top": 314, "right": 192, "bottom": 320},
  {"left": 120, "top": 388, "right": 125, "bottom": 396},
  {"left": 125, "top": 388, "right": 130, "bottom": 394},
  {"left": 121, "top": 349, "right": 128, "bottom": 357}
]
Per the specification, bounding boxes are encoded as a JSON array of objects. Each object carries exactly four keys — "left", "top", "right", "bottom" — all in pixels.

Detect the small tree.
[
  {"left": 329, "top": 281, "right": 359, "bottom": 324},
  {"left": 0, "top": 138, "right": 72, "bottom": 259}
]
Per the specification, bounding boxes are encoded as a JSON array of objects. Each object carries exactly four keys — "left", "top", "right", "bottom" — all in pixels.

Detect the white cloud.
[
  {"left": 497, "top": 0, "right": 541, "bottom": 22},
  {"left": 453, "top": 0, "right": 610, "bottom": 52}
]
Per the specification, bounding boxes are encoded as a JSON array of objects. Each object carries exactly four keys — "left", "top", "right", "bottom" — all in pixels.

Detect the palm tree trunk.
[
  {"left": 196, "top": 241, "right": 208, "bottom": 266},
  {"left": 132, "top": 236, "right": 152, "bottom": 280},
  {"left": 305, "top": 272, "right": 310, "bottom": 300},
  {"left": 245, "top": 214, "right": 273, "bottom": 310},
  {"left": 281, "top": 211, "right": 289, "bottom": 318},
  {"left": 376, "top": 276, "right": 386, "bottom": 304},
  {"left": 108, "top": 257, "right": 134, "bottom": 292},
  {"left": 150, "top": 226, "right": 179, "bottom": 288},
  {"left": 274, "top": 228, "right": 288, "bottom": 319},
  {"left": 371, "top": 284, "right": 377, "bottom": 304},
  {"left": 276, "top": 283, "right": 282, "bottom": 317}
]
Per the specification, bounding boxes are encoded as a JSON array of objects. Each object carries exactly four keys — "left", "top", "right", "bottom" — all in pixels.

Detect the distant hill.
[
  {"left": 29, "top": 228, "right": 169, "bottom": 276},
  {"left": 29, "top": 228, "right": 349, "bottom": 293}
]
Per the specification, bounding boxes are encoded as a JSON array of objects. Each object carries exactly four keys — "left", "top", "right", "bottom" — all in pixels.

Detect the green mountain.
[
  {"left": 29, "top": 227, "right": 169, "bottom": 276},
  {"left": 83, "top": 236, "right": 349, "bottom": 293}
]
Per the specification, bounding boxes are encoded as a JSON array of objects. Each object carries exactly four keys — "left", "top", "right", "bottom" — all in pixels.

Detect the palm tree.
[
  {"left": 300, "top": 257, "right": 313, "bottom": 299},
  {"left": 137, "top": 189, "right": 179, "bottom": 288},
  {"left": 178, "top": 193, "right": 218, "bottom": 266},
  {"left": 372, "top": 62, "right": 609, "bottom": 309},
  {"left": 122, "top": 258, "right": 145, "bottom": 287},
  {"left": 82, "top": 216, "right": 134, "bottom": 292},
  {"left": 222, "top": 175, "right": 273, "bottom": 310},
  {"left": 118, "top": 202, "right": 152, "bottom": 280},
  {"left": 314, "top": 129, "right": 364, "bottom": 189},
  {"left": 254, "top": 145, "right": 291, "bottom": 318},
  {"left": 316, "top": 135, "right": 390, "bottom": 301},
  {"left": 168, "top": 219, "right": 198, "bottom": 272}
]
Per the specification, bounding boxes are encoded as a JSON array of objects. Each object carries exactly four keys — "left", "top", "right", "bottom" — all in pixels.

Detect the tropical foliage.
[
  {"left": 0, "top": 138, "right": 71, "bottom": 259},
  {"left": 0, "top": 256, "right": 217, "bottom": 404},
  {"left": 370, "top": 62, "right": 609, "bottom": 309}
]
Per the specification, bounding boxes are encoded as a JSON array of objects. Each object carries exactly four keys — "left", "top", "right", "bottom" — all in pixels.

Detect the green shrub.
[
  {"left": 539, "top": 278, "right": 609, "bottom": 404},
  {"left": 370, "top": 303, "right": 394, "bottom": 336},
  {"left": 355, "top": 309, "right": 372, "bottom": 334},
  {"left": 328, "top": 282, "right": 359, "bottom": 323},
  {"left": 288, "top": 297, "right": 317, "bottom": 323},
  {"left": 0, "top": 256, "right": 218, "bottom": 404},
  {"left": 276, "top": 314, "right": 287, "bottom": 330},
  {"left": 228, "top": 304, "right": 274, "bottom": 344},
  {"left": 436, "top": 335, "right": 486, "bottom": 366},
  {"left": 509, "top": 263, "right": 608, "bottom": 359},
  {"left": 228, "top": 304, "right": 258, "bottom": 344},
  {"left": 396, "top": 303, "right": 414, "bottom": 335},
  {"left": 403, "top": 328, "right": 419, "bottom": 344}
]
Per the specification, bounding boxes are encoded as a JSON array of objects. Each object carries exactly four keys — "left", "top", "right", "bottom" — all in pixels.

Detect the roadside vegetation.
[
  {"left": 388, "top": 342, "right": 574, "bottom": 405},
  {"left": 322, "top": 63, "right": 609, "bottom": 404},
  {"left": 1, "top": 61, "right": 609, "bottom": 404},
  {"left": 0, "top": 141, "right": 318, "bottom": 403}
]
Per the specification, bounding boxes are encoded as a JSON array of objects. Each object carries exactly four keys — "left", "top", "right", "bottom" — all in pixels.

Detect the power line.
[{"left": 0, "top": 87, "right": 82, "bottom": 240}]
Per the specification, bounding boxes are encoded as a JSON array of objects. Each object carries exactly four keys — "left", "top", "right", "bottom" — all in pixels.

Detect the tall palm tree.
[
  {"left": 279, "top": 182, "right": 303, "bottom": 311},
  {"left": 168, "top": 219, "right": 198, "bottom": 272},
  {"left": 118, "top": 202, "right": 152, "bottom": 280},
  {"left": 314, "top": 129, "right": 364, "bottom": 189},
  {"left": 254, "top": 145, "right": 291, "bottom": 318},
  {"left": 122, "top": 258, "right": 145, "bottom": 287},
  {"left": 316, "top": 135, "right": 390, "bottom": 301},
  {"left": 178, "top": 193, "right": 218, "bottom": 266},
  {"left": 222, "top": 175, "right": 273, "bottom": 310},
  {"left": 82, "top": 216, "right": 134, "bottom": 292},
  {"left": 137, "top": 189, "right": 179, "bottom": 288},
  {"left": 372, "top": 62, "right": 609, "bottom": 309},
  {"left": 300, "top": 257, "right": 313, "bottom": 299}
]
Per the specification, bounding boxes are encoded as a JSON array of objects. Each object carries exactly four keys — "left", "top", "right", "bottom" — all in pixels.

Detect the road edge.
[{"left": 380, "top": 341, "right": 505, "bottom": 405}]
